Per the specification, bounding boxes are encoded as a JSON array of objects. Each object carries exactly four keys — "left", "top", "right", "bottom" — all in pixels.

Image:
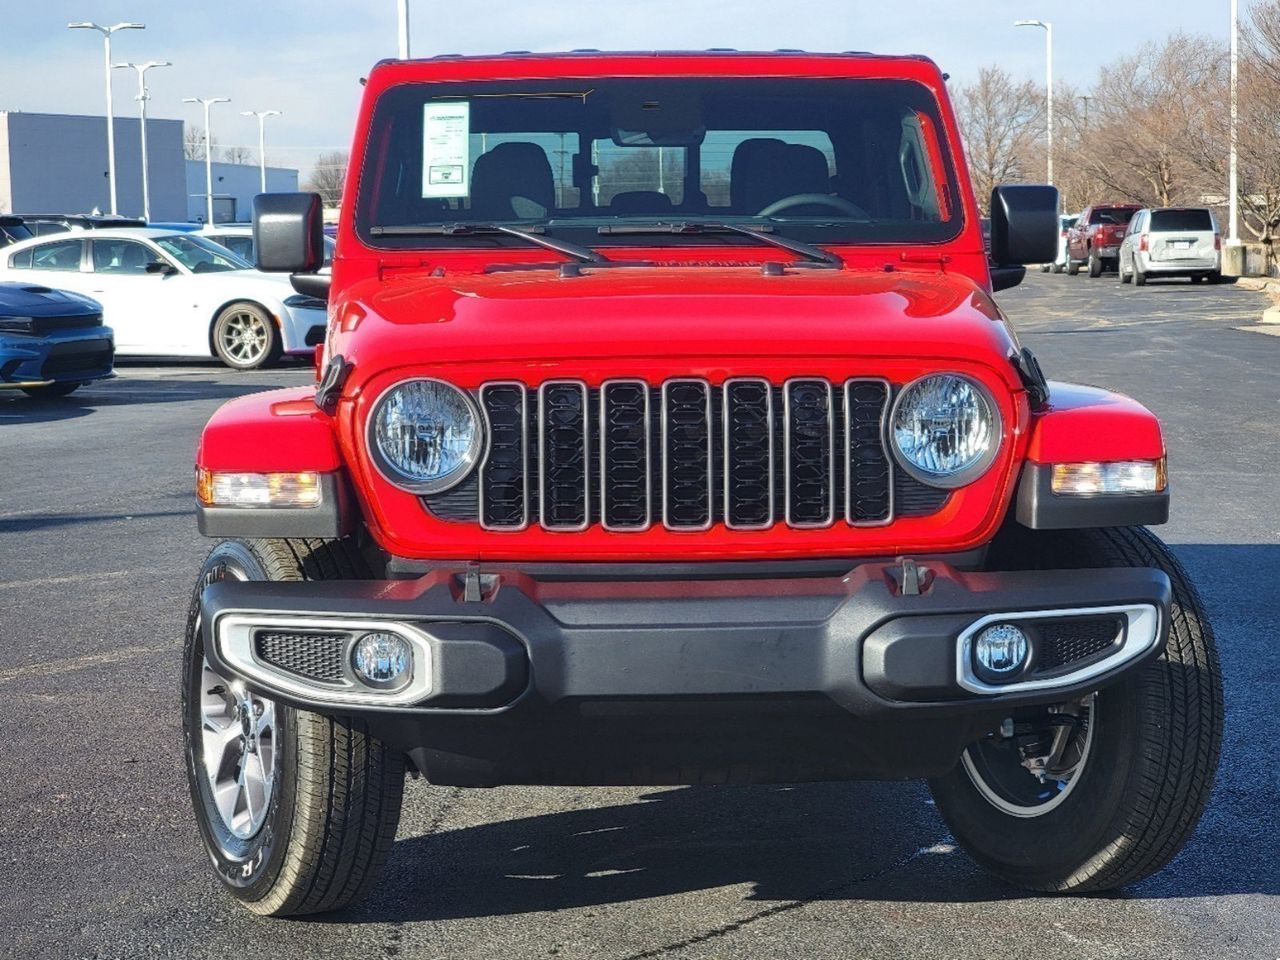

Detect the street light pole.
[
  {"left": 183, "top": 97, "right": 230, "bottom": 225},
  {"left": 1015, "top": 19, "right": 1054, "bottom": 186},
  {"left": 1229, "top": 0, "right": 1240, "bottom": 244},
  {"left": 397, "top": 0, "right": 411, "bottom": 58},
  {"left": 241, "top": 110, "right": 282, "bottom": 193},
  {"left": 68, "top": 21, "right": 145, "bottom": 216},
  {"left": 115, "top": 60, "right": 170, "bottom": 222}
]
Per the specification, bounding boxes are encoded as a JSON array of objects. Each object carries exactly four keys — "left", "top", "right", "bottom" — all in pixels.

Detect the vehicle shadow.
[{"left": 0, "top": 375, "right": 304, "bottom": 425}]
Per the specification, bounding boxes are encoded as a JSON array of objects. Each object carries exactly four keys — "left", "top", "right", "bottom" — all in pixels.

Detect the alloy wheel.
[{"left": 219, "top": 311, "right": 269, "bottom": 366}]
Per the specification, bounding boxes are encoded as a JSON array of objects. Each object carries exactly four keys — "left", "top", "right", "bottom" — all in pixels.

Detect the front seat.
[
  {"left": 469, "top": 142, "right": 556, "bottom": 220},
  {"left": 121, "top": 243, "right": 151, "bottom": 273},
  {"left": 730, "top": 139, "right": 833, "bottom": 215}
]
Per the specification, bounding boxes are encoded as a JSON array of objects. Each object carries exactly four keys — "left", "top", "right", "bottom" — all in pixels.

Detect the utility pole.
[
  {"left": 1015, "top": 19, "right": 1054, "bottom": 185},
  {"left": 68, "top": 21, "right": 145, "bottom": 215},
  {"left": 115, "top": 60, "right": 170, "bottom": 221},
  {"left": 397, "top": 0, "right": 411, "bottom": 58},
  {"left": 183, "top": 97, "right": 230, "bottom": 224},
  {"left": 1229, "top": 0, "right": 1240, "bottom": 244},
  {"left": 241, "top": 110, "right": 282, "bottom": 193}
]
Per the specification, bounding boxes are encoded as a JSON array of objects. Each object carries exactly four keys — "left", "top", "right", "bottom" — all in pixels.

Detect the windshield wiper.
[
  {"left": 597, "top": 221, "right": 843, "bottom": 268},
  {"left": 369, "top": 222, "right": 608, "bottom": 264}
]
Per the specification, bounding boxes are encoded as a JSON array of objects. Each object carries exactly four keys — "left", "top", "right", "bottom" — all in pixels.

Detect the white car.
[
  {"left": 202, "top": 224, "right": 335, "bottom": 272},
  {"left": 1039, "top": 213, "right": 1079, "bottom": 274},
  {"left": 0, "top": 228, "right": 326, "bottom": 369}
]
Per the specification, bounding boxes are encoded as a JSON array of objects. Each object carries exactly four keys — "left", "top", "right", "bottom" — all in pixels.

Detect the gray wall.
[
  {"left": 0, "top": 112, "right": 187, "bottom": 220},
  {"left": 185, "top": 160, "right": 299, "bottom": 223}
]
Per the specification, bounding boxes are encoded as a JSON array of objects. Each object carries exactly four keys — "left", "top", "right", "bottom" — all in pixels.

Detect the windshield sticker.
[{"left": 422, "top": 101, "right": 471, "bottom": 198}]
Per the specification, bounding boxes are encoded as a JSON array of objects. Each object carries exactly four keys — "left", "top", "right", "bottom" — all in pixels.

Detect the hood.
[
  {"left": 334, "top": 265, "right": 1022, "bottom": 385},
  {"left": 0, "top": 281, "right": 100, "bottom": 318}
]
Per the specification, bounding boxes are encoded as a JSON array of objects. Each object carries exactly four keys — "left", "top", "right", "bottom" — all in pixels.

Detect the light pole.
[
  {"left": 183, "top": 97, "right": 230, "bottom": 224},
  {"left": 115, "top": 60, "right": 170, "bottom": 222},
  {"left": 1015, "top": 19, "right": 1054, "bottom": 186},
  {"left": 397, "top": 0, "right": 411, "bottom": 58},
  {"left": 241, "top": 110, "right": 282, "bottom": 193},
  {"left": 1229, "top": 0, "right": 1240, "bottom": 244},
  {"left": 68, "top": 21, "right": 145, "bottom": 216}
]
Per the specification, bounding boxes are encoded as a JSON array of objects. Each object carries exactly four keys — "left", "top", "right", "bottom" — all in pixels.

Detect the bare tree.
[
  {"left": 305, "top": 151, "right": 349, "bottom": 206},
  {"left": 184, "top": 125, "right": 217, "bottom": 161},
  {"left": 1238, "top": 2, "right": 1280, "bottom": 248},
  {"left": 220, "top": 145, "right": 254, "bottom": 165},
  {"left": 953, "top": 66, "right": 1044, "bottom": 213}
]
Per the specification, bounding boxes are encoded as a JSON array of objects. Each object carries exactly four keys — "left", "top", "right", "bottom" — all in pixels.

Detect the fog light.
[
  {"left": 973, "top": 623, "right": 1029, "bottom": 681},
  {"left": 351, "top": 632, "right": 412, "bottom": 690}
]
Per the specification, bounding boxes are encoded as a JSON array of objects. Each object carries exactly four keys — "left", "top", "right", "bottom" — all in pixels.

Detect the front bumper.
[
  {"left": 201, "top": 560, "right": 1170, "bottom": 784},
  {"left": 0, "top": 330, "right": 115, "bottom": 388}
]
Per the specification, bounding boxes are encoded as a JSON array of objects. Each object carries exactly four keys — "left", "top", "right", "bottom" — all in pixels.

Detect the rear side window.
[
  {"left": 29, "top": 239, "right": 84, "bottom": 271},
  {"left": 1089, "top": 208, "right": 1137, "bottom": 225},
  {"left": 1150, "top": 209, "right": 1214, "bottom": 232}
]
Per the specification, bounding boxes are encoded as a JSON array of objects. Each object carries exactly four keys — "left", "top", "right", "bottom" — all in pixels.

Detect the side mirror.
[
  {"left": 253, "top": 192, "right": 325, "bottom": 273},
  {"left": 989, "top": 184, "right": 1060, "bottom": 291},
  {"left": 145, "top": 260, "right": 176, "bottom": 276}
]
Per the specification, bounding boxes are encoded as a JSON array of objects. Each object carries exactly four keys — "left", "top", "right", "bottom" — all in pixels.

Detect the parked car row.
[{"left": 1045, "top": 204, "right": 1225, "bottom": 285}]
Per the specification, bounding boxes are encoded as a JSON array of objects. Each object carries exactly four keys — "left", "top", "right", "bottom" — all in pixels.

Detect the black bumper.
[{"left": 200, "top": 560, "right": 1170, "bottom": 785}]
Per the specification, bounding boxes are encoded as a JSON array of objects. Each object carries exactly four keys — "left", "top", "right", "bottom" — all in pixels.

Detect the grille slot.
[
  {"left": 844, "top": 378, "right": 893, "bottom": 525},
  {"left": 479, "top": 382, "right": 529, "bottom": 529},
  {"left": 538, "top": 380, "right": 590, "bottom": 530},
  {"left": 723, "top": 378, "right": 774, "bottom": 529},
  {"left": 253, "top": 630, "right": 350, "bottom": 685},
  {"left": 662, "top": 379, "right": 714, "bottom": 530},
  {"left": 600, "top": 379, "right": 652, "bottom": 530},
  {"left": 423, "top": 377, "right": 955, "bottom": 530},
  {"left": 1036, "top": 617, "right": 1125, "bottom": 671},
  {"left": 784, "top": 378, "right": 835, "bottom": 527}
]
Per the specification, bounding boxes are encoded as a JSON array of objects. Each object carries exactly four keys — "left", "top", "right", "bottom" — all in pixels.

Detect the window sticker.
[{"left": 422, "top": 101, "right": 471, "bottom": 198}]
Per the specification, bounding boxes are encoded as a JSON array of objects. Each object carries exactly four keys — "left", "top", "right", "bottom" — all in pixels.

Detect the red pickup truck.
[
  {"left": 181, "top": 50, "right": 1221, "bottom": 916},
  {"left": 1066, "top": 203, "right": 1142, "bottom": 277}
]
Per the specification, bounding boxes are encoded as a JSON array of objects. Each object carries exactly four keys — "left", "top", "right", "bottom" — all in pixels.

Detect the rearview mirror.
[
  {"left": 253, "top": 192, "right": 325, "bottom": 273},
  {"left": 990, "top": 184, "right": 1060, "bottom": 267}
]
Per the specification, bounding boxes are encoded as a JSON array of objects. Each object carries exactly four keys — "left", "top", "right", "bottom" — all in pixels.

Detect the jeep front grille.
[{"left": 427, "top": 377, "right": 949, "bottom": 531}]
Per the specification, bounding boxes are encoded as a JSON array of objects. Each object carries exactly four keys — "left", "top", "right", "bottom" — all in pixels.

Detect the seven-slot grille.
[{"left": 459, "top": 377, "right": 911, "bottom": 533}]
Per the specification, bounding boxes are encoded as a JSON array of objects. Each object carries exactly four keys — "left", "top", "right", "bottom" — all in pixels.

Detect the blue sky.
[{"left": 0, "top": 1, "right": 1235, "bottom": 176}]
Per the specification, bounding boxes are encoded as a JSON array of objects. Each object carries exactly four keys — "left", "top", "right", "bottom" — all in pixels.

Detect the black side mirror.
[
  {"left": 253, "top": 192, "right": 325, "bottom": 273},
  {"left": 145, "top": 260, "right": 175, "bottom": 276},
  {"left": 991, "top": 184, "right": 1060, "bottom": 265}
]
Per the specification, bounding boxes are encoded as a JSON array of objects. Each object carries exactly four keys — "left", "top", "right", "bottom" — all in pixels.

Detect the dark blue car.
[{"left": 0, "top": 282, "right": 114, "bottom": 397}]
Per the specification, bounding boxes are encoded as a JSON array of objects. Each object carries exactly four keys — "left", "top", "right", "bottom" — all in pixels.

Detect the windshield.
[
  {"left": 355, "top": 78, "right": 962, "bottom": 250},
  {"left": 155, "top": 234, "right": 251, "bottom": 273}
]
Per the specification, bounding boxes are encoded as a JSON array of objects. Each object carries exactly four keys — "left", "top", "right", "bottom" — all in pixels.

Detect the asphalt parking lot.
[{"left": 1, "top": 271, "right": 1278, "bottom": 960}]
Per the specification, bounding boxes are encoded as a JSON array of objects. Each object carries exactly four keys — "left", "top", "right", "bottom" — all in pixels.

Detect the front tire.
[
  {"left": 929, "top": 527, "right": 1222, "bottom": 893},
  {"left": 182, "top": 538, "right": 405, "bottom": 916},
  {"left": 212, "top": 302, "right": 282, "bottom": 370}
]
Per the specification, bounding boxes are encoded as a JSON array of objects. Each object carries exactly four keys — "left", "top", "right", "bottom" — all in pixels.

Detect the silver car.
[{"left": 1118, "top": 207, "right": 1221, "bottom": 285}]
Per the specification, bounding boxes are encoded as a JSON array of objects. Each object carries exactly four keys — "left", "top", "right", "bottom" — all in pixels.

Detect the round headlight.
[
  {"left": 368, "top": 379, "right": 484, "bottom": 493},
  {"left": 890, "top": 374, "right": 1000, "bottom": 488}
]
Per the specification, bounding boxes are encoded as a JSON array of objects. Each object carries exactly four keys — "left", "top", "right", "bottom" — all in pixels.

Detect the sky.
[{"left": 0, "top": 0, "right": 1237, "bottom": 177}]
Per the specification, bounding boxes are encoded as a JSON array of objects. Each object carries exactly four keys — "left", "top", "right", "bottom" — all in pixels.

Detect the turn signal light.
[
  {"left": 196, "top": 469, "right": 323, "bottom": 507},
  {"left": 1050, "top": 458, "right": 1167, "bottom": 496}
]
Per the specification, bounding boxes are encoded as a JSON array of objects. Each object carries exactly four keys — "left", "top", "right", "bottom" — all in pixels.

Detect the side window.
[
  {"left": 221, "top": 236, "right": 254, "bottom": 261},
  {"left": 91, "top": 238, "right": 155, "bottom": 274},
  {"left": 33, "top": 222, "right": 71, "bottom": 237},
  {"left": 29, "top": 239, "right": 84, "bottom": 271},
  {"left": 9, "top": 248, "right": 33, "bottom": 269}
]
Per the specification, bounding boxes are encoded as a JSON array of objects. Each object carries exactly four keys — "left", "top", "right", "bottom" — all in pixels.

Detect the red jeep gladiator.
[
  {"left": 184, "top": 51, "right": 1221, "bottom": 916},
  {"left": 1066, "top": 203, "right": 1142, "bottom": 277}
]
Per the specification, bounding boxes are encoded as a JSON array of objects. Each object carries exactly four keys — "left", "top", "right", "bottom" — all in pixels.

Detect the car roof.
[
  {"left": 0, "top": 227, "right": 213, "bottom": 257},
  {"left": 202, "top": 225, "right": 253, "bottom": 235}
]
